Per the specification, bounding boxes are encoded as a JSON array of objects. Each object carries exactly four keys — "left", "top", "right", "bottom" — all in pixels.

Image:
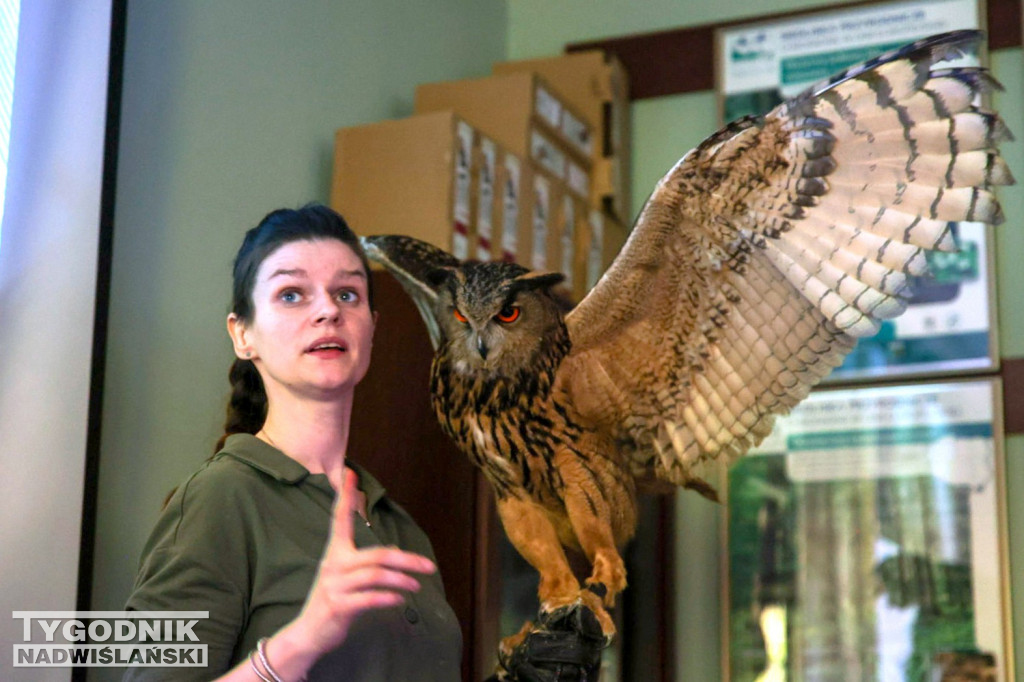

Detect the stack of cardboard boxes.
[{"left": 330, "top": 51, "right": 630, "bottom": 302}]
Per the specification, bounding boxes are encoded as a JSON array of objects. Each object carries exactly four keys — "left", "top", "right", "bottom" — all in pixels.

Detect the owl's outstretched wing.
[
  {"left": 360, "top": 235, "right": 460, "bottom": 350},
  {"left": 562, "top": 30, "right": 1013, "bottom": 492}
]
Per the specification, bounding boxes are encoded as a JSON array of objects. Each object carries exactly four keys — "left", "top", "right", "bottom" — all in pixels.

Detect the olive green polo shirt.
[{"left": 124, "top": 434, "right": 462, "bottom": 681}]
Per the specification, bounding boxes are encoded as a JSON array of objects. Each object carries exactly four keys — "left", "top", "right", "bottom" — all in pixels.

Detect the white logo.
[{"left": 13, "top": 611, "right": 209, "bottom": 667}]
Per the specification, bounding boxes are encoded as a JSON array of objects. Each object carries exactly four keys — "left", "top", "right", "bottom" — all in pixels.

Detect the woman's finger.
[
  {"left": 322, "top": 470, "right": 436, "bottom": 575},
  {"left": 321, "top": 565, "right": 426, "bottom": 595},
  {"left": 324, "top": 468, "right": 358, "bottom": 556},
  {"left": 340, "top": 590, "right": 406, "bottom": 613},
  {"left": 335, "top": 546, "right": 436, "bottom": 575}
]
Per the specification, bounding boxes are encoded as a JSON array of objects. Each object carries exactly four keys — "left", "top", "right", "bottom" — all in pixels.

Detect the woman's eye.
[
  {"left": 279, "top": 290, "right": 302, "bottom": 304},
  {"left": 337, "top": 289, "right": 360, "bottom": 304}
]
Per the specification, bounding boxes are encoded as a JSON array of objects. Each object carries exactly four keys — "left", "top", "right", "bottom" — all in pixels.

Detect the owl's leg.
[
  {"left": 554, "top": 453, "right": 630, "bottom": 609},
  {"left": 496, "top": 495, "right": 618, "bottom": 640},
  {"left": 496, "top": 495, "right": 578, "bottom": 604},
  {"left": 565, "top": 511, "right": 627, "bottom": 610}
]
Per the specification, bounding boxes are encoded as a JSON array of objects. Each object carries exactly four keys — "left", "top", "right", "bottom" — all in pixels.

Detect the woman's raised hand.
[
  {"left": 256, "top": 469, "right": 437, "bottom": 679},
  {"left": 298, "top": 468, "right": 436, "bottom": 652}
]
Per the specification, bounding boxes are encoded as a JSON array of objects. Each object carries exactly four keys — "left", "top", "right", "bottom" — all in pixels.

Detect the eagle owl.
[{"left": 360, "top": 31, "right": 1013, "bottom": 641}]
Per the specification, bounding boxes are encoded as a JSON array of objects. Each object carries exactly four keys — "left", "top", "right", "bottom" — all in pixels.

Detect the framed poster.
[
  {"left": 725, "top": 379, "right": 1013, "bottom": 681},
  {"left": 715, "top": 0, "right": 1000, "bottom": 381}
]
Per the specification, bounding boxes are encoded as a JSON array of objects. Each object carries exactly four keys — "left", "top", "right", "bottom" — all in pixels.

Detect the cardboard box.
[
  {"left": 415, "top": 72, "right": 593, "bottom": 198},
  {"left": 528, "top": 127, "right": 590, "bottom": 203},
  {"left": 527, "top": 168, "right": 557, "bottom": 272},
  {"left": 497, "top": 153, "right": 529, "bottom": 264},
  {"left": 474, "top": 135, "right": 500, "bottom": 261},
  {"left": 556, "top": 194, "right": 576, "bottom": 286},
  {"left": 493, "top": 51, "right": 632, "bottom": 224},
  {"left": 332, "top": 111, "right": 581, "bottom": 280},
  {"left": 331, "top": 111, "right": 477, "bottom": 257},
  {"left": 564, "top": 196, "right": 601, "bottom": 302},
  {"left": 527, "top": 165, "right": 590, "bottom": 300},
  {"left": 555, "top": 194, "right": 588, "bottom": 301}
]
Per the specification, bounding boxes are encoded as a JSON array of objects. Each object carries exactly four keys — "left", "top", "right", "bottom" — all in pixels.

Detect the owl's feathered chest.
[{"left": 428, "top": 336, "right": 581, "bottom": 500}]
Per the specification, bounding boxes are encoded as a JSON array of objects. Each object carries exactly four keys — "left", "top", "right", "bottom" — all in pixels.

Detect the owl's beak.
[{"left": 476, "top": 335, "right": 489, "bottom": 360}]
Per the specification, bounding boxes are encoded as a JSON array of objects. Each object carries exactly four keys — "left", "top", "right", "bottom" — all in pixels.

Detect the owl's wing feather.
[
  {"left": 563, "top": 30, "right": 1013, "bottom": 490},
  {"left": 361, "top": 235, "right": 461, "bottom": 350}
]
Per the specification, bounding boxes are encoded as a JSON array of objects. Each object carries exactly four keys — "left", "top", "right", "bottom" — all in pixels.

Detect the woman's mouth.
[{"left": 307, "top": 338, "right": 348, "bottom": 357}]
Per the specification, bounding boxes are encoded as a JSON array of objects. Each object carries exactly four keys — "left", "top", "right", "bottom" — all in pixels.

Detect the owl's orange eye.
[
  {"left": 495, "top": 306, "right": 520, "bottom": 323},
  {"left": 453, "top": 308, "right": 468, "bottom": 324}
]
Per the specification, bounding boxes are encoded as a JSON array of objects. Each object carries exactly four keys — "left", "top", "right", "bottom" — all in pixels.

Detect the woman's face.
[{"left": 228, "top": 239, "right": 376, "bottom": 403}]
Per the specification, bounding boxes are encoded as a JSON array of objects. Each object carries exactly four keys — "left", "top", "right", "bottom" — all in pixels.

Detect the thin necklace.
[
  {"left": 258, "top": 429, "right": 371, "bottom": 528},
  {"left": 257, "top": 429, "right": 278, "bottom": 450}
]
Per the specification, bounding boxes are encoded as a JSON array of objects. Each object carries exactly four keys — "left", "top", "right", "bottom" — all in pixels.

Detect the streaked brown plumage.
[{"left": 361, "top": 31, "right": 1014, "bottom": 642}]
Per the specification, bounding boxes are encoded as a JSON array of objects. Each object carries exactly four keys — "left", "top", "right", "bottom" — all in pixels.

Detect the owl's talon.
[
  {"left": 492, "top": 602, "right": 609, "bottom": 681},
  {"left": 587, "top": 552, "right": 627, "bottom": 606},
  {"left": 545, "top": 600, "right": 614, "bottom": 648},
  {"left": 541, "top": 588, "right": 616, "bottom": 641},
  {"left": 498, "top": 620, "right": 534, "bottom": 661}
]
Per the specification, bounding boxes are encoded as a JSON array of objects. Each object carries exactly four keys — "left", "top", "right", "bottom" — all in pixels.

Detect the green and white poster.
[{"left": 727, "top": 379, "right": 1011, "bottom": 681}]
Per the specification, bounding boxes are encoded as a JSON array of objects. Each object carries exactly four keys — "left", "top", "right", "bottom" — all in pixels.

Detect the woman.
[
  {"left": 124, "top": 204, "right": 603, "bottom": 682},
  {"left": 124, "top": 205, "right": 462, "bottom": 681}
]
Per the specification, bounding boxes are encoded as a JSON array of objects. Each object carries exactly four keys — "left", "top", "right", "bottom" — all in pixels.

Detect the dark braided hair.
[{"left": 213, "top": 203, "right": 375, "bottom": 452}]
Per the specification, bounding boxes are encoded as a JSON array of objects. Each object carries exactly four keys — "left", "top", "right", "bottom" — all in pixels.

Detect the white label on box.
[
  {"left": 501, "top": 155, "right": 521, "bottom": 261},
  {"left": 530, "top": 128, "right": 566, "bottom": 179},
  {"left": 587, "top": 209, "right": 604, "bottom": 290},
  {"left": 476, "top": 137, "right": 497, "bottom": 261},
  {"left": 567, "top": 160, "right": 590, "bottom": 199},
  {"left": 560, "top": 108, "right": 593, "bottom": 157},
  {"left": 452, "top": 231, "right": 468, "bottom": 259},
  {"left": 534, "top": 84, "right": 562, "bottom": 129},
  {"left": 560, "top": 196, "right": 575, "bottom": 282},
  {"left": 532, "top": 174, "right": 550, "bottom": 270},
  {"left": 452, "top": 120, "right": 474, "bottom": 259}
]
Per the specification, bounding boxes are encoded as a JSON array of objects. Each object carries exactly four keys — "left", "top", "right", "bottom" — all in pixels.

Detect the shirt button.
[{"left": 404, "top": 607, "right": 419, "bottom": 624}]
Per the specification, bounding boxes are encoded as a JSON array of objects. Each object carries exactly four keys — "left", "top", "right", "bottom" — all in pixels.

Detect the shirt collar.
[
  {"left": 347, "top": 460, "right": 388, "bottom": 511},
  {"left": 220, "top": 433, "right": 388, "bottom": 508},
  {"left": 221, "top": 433, "right": 310, "bottom": 483}
]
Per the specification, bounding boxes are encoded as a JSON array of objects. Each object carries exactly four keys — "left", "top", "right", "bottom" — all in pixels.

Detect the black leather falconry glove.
[{"left": 485, "top": 603, "right": 607, "bottom": 682}]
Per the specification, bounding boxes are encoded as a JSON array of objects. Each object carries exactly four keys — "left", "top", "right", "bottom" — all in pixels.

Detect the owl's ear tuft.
[
  {"left": 426, "top": 266, "right": 457, "bottom": 290},
  {"left": 513, "top": 271, "right": 566, "bottom": 292}
]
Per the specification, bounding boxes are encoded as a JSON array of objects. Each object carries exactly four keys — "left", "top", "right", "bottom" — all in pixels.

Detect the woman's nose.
[{"left": 313, "top": 293, "right": 342, "bottom": 323}]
